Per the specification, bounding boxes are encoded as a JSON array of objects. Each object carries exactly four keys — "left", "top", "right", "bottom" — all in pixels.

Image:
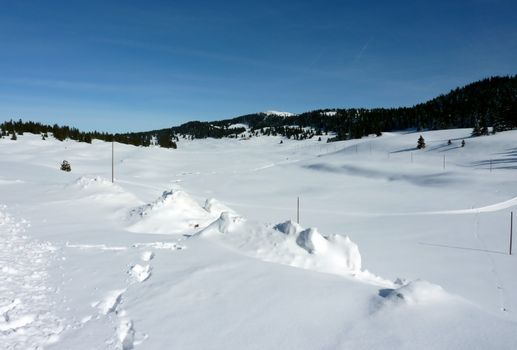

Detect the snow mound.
[
  {"left": 381, "top": 280, "right": 449, "bottom": 306},
  {"left": 203, "top": 198, "right": 238, "bottom": 217},
  {"left": 196, "top": 215, "right": 371, "bottom": 280},
  {"left": 127, "top": 190, "right": 214, "bottom": 235},
  {"left": 196, "top": 211, "right": 246, "bottom": 236},
  {"left": 67, "top": 176, "right": 139, "bottom": 208},
  {"left": 296, "top": 228, "right": 362, "bottom": 271}
]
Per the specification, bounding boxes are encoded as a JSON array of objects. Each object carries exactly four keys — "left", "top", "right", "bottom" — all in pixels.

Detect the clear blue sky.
[{"left": 1, "top": 0, "right": 516, "bottom": 132}]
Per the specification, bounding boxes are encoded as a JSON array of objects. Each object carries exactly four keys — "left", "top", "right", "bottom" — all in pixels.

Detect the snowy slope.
[
  {"left": 1, "top": 129, "right": 517, "bottom": 349},
  {"left": 264, "top": 110, "right": 295, "bottom": 117}
]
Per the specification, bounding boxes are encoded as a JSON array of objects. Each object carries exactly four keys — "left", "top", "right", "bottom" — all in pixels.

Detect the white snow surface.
[
  {"left": 264, "top": 110, "right": 295, "bottom": 117},
  {"left": 227, "top": 123, "right": 248, "bottom": 130},
  {"left": 1, "top": 129, "right": 517, "bottom": 349}
]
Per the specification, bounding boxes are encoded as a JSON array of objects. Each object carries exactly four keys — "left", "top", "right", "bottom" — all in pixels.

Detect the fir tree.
[
  {"left": 417, "top": 135, "right": 426, "bottom": 149},
  {"left": 479, "top": 114, "right": 489, "bottom": 135},
  {"left": 158, "top": 135, "right": 176, "bottom": 149},
  {"left": 493, "top": 108, "right": 509, "bottom": 133},
  {"left": 472, "top": 118, "right": 482, "bottom": 136},
  {"left": 60, "top": 160, "right": 71, "bottom": 172}
]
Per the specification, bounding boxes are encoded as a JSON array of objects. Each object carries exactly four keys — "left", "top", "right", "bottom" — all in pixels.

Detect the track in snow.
[{"left": 0, "top": 206, "right": 64, "bottom": 348}]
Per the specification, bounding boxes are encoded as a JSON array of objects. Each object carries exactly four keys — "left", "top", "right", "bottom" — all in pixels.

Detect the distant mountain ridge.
[
  {"left": 145, "top": 74, "right": 517, "bottom": 143},
  {"left": 1, "top": 75, "right": 516, "bottom": 147}
]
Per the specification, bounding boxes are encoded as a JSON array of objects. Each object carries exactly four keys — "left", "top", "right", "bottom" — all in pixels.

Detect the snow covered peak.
[{"left": 264, "top": 110, "right": 295, "bottom": 117}]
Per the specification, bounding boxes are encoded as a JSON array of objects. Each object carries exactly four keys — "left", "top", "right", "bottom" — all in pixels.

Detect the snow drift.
[
  {"left": 127, "top": 190, "right": 214, "bottom": 234},
  {"left": 127, "top": 190, "right": 235, "bottom": 235},
  {"left": 373, "top": 279, "right": 452, "bottom": 313},
  {"left": 386, "top": 280, "right": 449, "bottom": 305},
  {"left": 196, "top": 213, "right": 377, "bottom": 282},
  {"left": 67, "top": 176, "right": 139, "bottom": 207},
  {"left": 128, "top": 189, "right": 391, "bottom": 287}
]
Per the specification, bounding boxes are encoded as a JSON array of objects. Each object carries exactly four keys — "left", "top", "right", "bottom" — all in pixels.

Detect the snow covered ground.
[{"left": 1, "top": 128, "right": 516, "bottom": 349}]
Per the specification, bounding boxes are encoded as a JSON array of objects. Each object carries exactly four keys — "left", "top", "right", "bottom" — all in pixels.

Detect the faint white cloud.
[{"left": 354, "top": 37, "right": 373, "bottom": 62}]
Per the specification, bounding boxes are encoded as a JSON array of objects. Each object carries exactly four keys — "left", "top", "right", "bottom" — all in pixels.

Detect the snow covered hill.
[
  {"left": 1, "top": 129, "right": 516, "bottom": 349},
  {"left": 264, "top": 110, "right": 296, "bottom": 117}
]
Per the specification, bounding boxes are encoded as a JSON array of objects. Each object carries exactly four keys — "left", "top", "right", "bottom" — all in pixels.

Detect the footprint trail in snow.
[
  {"left": 91, "top": 245, "right": 170, "bottom": 348},
  {"left": 0, "top": 206, "right": 64, "bottom": 348}
]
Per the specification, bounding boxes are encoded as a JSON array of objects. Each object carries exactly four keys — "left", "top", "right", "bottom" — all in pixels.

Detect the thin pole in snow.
[
  {"left": 510, "top": 211, "right": 513, "bottom": 255},
  {"left": 297, "top": 197, "right": 300, "bottom": 224},
  {"left": 111, "top": 141, "right": 114, "bottom": 183},
  {"left": 443, "top": 154, "right": 446, "bottom": 170}
]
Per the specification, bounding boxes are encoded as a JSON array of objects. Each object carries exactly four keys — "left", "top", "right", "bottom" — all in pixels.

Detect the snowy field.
[{"left": 1, "top": 128, "right": 517, "bottom": 349}]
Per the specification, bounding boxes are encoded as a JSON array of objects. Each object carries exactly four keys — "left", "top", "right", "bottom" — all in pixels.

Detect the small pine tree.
[
  {"left": 11, "top": 132, "right": 17, "bottom": 141},
  {"left": 461, "top": 140, "right": 465, "bottom": 147},
  {"left": 417, "top": 135, "right": 426, "bottom": 149},
  {"left": 479, "top": 115, "right": 489, "bottom": 135},
  {"left": 447, "top": 139, "right": 452, "bottom": 145},
  {"left": 472, "top": 120, "right": 482, "bottom": 136},
  {"left": 60, "top": 160, "right": 71, "bottom": 172},
  {"left": 158, "top": 135, "right": 176, "bottom": 149},
  {"left": 492, "top": 109, "right": 508, "bottom": 134}
]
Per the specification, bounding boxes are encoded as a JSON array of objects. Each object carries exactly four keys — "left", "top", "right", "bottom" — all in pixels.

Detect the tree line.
[
  {"left": 0, "top": 120, "right": 178, "bottom": 148},
  {"left": 145, "top": 75, "right": 517, "bottom": 142},
  {"left": 1, "top": 75, "right": 516, "bottom": 145}
]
